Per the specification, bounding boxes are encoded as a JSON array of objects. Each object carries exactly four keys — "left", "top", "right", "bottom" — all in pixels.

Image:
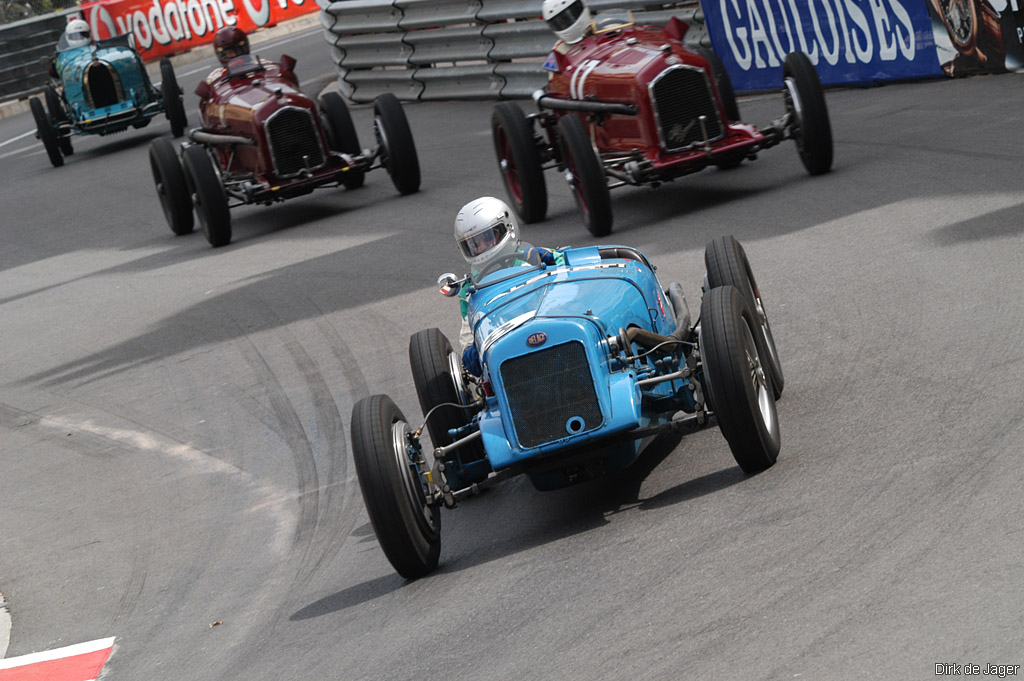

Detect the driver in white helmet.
[
  {"left": 454, "top": 197, "right": 564, "bottom": 376},
  {"left": 542, "top": 0, "right": 593, "bottom": 46},
  {"left": 62, "top": 18, "right": 92, "bottom": 50}
]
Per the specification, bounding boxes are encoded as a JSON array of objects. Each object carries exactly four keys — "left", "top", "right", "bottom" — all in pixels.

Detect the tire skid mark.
[{"left": 233, "top": 334, "right": 321, "bottom": 550}]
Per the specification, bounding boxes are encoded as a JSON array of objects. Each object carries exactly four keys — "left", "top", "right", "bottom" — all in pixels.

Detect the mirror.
[
  {"left": 437, "top": 273, "right": 461, "bottom": 297},
  {"left": 280, "top": 54, "right": 297, "bottom": 74}
]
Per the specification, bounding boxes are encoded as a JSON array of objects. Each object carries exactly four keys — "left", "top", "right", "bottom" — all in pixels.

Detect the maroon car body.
[
  {"left": 150, "top": 54, "right": 420, "bottom": 247},
  {"left": 491, "top": 12, "right": 833, "bottom": 236}
]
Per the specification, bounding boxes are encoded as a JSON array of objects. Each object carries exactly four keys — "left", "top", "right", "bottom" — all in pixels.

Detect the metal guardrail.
[
  {"left": 0, "top": 8, "right": 78, "bottom": 101},
  {"left": 321, "top": 0, "right": 706, "bottom": 102}
]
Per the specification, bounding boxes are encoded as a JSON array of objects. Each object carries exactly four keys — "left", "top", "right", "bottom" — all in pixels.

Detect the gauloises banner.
[
  {"left": 80, "top": 0, "right": 318, "bottom": 61},
  {"left": 700, "top": 0, "right": 944, "bottom": 90},
  {"left": 925, "top": 0, "right": 1024, "bottom": 76}
]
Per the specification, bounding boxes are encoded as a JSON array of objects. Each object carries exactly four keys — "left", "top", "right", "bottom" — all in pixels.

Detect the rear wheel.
[
  {"left": 373, "top": 93, "right": 420, "bottom": 195},
  {"left": 45, "top": 85, "right": 73, "bottom": 156},
  {"left": 704, "top": 235, "right": 783, "bottom": 397},
  {"left": 409, "top": 328, "right": 485, "bottom": 470},
  {"left": 30, "top": 98, "right": 62, "bottom": 168},
  {"left": 783, "top": 51, "right": 833, "bottom": 176},
  {"left": 351, "top": 394, "right": 440, "bottom": 579},
  {"left": 319, "top": 91, "right": 364, "bottom": 189},
  {"left": 492, "top": 101, "right": 547, "bottom": 224},
  {"left": 149, "top": 138, "right": 194, "bottom": 236},
  {"left": 700, "top": 285, "right": 780, "bottom": 474},
  {"left": 557, "top": 114, "right": 611, "bottom": 237},
  {"left": 161, "top": 58, "right": 187, "bottom": 138},
  {"left": 182, "top": 145, "right": 231, "bottom": 247}
]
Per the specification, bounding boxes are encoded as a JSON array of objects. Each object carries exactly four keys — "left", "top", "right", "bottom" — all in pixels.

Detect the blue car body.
[
  {"left": 53, "top": 34, "right": 167, "bottom": 136},
  {"left": 457, "top": 245, "right": 697, "bottom": 490}
]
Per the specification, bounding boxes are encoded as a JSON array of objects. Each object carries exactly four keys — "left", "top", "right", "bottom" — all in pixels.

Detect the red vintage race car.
[
  {"left": 149, "top": 53, "right": 420, "bottom": 247},
  {"left": 491, "top": 10, "right": 833, "bottom": 236}
]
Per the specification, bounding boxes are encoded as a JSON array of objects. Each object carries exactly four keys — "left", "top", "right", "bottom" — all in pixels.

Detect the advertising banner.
[
  {"left": 700, "top": 0, "right": 945, "bottom": 90},
  {"left": 80, "top": 0, "right": 318, "bottom": 61},
  {"left": 926, "top": 0, "right": 1024, "bottom": 76}
]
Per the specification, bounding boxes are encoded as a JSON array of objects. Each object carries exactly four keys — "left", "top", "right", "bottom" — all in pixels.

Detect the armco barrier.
[
  {"left": 323, "top": 0, "right": 706, "bottom": 102},
  {"left": 0, "top": 9, "right": 78, "bottom": 101}
]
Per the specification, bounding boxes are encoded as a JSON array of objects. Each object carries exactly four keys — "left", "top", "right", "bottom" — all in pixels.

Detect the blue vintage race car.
[
  {"left": 351, "top": 235, "right": 785, "bottom": 578},
  {"left": 30, "top": 33, "right": 187, "bottom": 167}
]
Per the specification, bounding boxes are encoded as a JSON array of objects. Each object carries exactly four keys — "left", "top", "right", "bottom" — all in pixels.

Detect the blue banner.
[{"left": 700, "top": 0, "right": 944, "bottom": 90}]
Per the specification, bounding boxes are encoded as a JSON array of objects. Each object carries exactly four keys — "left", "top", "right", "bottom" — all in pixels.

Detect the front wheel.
[
  {"left": 704, "top": 235, "right": 783, "bottom": 397},
  {"left": 351, "top": 395, "right": 440, "bottom": 579},
  {"left": 695, "top": 46, "right": 740, "bottom": 122},
  {"left": 409, "top": 329, "right": 485, "bottom": 471},
  {"left": 700, "top": 285, "right": 780, "bottom": 474},
  {"left": 557, "top": 113, "right": 611, "bottom": 237},
  {"left": 30, "top": 98, "right": 63, "bottom": 168},
  {"left": 319, "top": 91, "right": 364, "bottom": 189},
  {"left": 161, "top": 58, "right": 187, "bottom": 138},
  {"left": 149, "top": 138, "right": 194, "bottom": 236},
  {"left": 45, "top": 85, "right": 73, "bottom": 156},
  {"left": 182, "top": 145, "right": 231, "bottom": 247},
  {"left": 782, "top": 51, "right": 833, "bottom": 176},
  {"left": 492, "top": 101, "right": 547, "bottom": 223},
  {"left": 373, "top": 92, "right": 420, "bottom": 195}
]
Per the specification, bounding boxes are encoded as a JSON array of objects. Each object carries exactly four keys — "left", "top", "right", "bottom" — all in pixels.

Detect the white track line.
[
  {"left": 0, "top": 129, "right": 34, "bottom": 149},
  {"left": 0, "top": 637, "right": 114, "bottom": 669}
]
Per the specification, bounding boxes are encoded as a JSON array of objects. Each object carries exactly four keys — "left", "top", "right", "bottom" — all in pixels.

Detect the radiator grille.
[
  {"left": 265, "top": 107, "right": 324, "bottom": 177},
  {"left": 500, "top": 341, "right": 603, "bottom": 448},
  {"left": 649, "top": 65, "right": 722, "bottom": 152}
]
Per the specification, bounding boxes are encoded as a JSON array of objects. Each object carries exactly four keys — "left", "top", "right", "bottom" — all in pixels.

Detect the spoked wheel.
[
  {"left": 160, "top": 58, "right": 187, "bottom": 138},
  {"left": 319, "top": 91, "right": 364, "bottom": 189},
  {"left": 182, "top": 145, "right": 231, "bottom": 247},
  {"left": 409, "top": 328, "right": 485, "bottom": 473},
  {"left": 700, "top": 285, "right": 780, "bottom": 474},
  {"left": 373, "top": 92, "right": 420, "bottom": 195},
  {"left": 782, "top": 51, "right": 833, "bottom": 176},
  {"left": 351, "top": 394, "right": 440, "bottom": 579},
  {"left": 704, "top": 235, "right": 783, "bottom": 397},
  {"left": 491, "top": 101, "right": 547, "bottom": 223},
  {"left": 45, "top": 85, "right": 73, "bottom": 156},
  {"left": 695, "top": 46, "right": 740, "bottom": 122},
  {"left": 30, "top": 98, "right": 63, "bottom": 168},
  {"left": 557, "top": 113, "right": 612, "bottom": 237},
  {"left": 149, "top": 138, "right": 194, "bottom": 236}
]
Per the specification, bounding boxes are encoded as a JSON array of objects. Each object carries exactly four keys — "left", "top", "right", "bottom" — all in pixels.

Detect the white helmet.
[
  {"left": 454, "top": 197, "right": 521, "bottom": 271},
  {"left": 64, "top": 18, "right": 92, "bottom": 49},
  {"left": 542, "top": 0, "right": 592, "bottom": 45}
]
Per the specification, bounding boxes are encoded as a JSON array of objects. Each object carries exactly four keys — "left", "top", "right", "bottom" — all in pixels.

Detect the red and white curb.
[{"left": 0, "top": 637, "right": 115, "bottom": 681}]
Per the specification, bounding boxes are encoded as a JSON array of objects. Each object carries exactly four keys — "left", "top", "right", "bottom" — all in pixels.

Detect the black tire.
[
  {"left": 161, "top": 58, "right": 187, "bottom": 139},
  {"left": 45, "top": 85, "right": 73, "bottom": 156},
  {"left": 700, "top": 286, "right": 780, "bottom": 474},
  {"left": 373, "top": 92, "right": 420, "bottom": 195},
  {"left": 319, "top": 91, "right": 364, "bottom": 189},
  {"left": 149, "top": 137, "right": 194, "bottom": 236},
  {"left": 409, "top": 328, "right": 485, "bottom": 468},
  {"left": 30, "top": 97, "right": 62, "bottom": 168},
  {"left": 351, "top": 394, "right": 440, "bottom": 579},
  {"left": 704, "top": 235, "right": 783, "bottom": 397},
  {"left": 695, "top": 46, "right": 740, "bottom": 122},
  {"left": 557, "top": 113, "right": 612, "bottom": 237},
  {"left": 182, "top": 145, "right": 231, "bottom": 247},
  {"left": 782, "top": 51, "right": 833, "bottom": 176},
  {"left": 491, "top": 101, "right": 547, "bottom": 224}
]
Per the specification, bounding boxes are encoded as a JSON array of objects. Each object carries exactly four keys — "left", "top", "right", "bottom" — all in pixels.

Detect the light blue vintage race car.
[
  {"left": 30, "top": 33, "right": 187, "bottom": 167},
  {"left": 351, "top": 235, "right": 785, "bottom": 578}
]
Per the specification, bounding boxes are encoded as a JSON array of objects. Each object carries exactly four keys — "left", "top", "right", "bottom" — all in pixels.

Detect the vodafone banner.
[{"left": 80, "top": 0, "right": 318, "bottom": 61}]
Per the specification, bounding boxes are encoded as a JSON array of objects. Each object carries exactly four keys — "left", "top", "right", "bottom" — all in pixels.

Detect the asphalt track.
[{"left": 1, "top": 27, "right": 1023, "bottom": 680}]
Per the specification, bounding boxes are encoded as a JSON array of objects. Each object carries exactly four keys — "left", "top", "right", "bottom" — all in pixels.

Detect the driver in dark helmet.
[
  {"left": 453, "top": 197, "right": 564, "bottom": 376},
  {"left": 213, "top": 26, "right": 249, "bottom": 64}
]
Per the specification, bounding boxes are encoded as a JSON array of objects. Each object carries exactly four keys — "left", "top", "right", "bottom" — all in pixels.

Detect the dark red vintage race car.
[
  {"left": 491, "top": 11, "right": 833, "bottom": 236},
  {"left": 149, "top": 54, "right": 420, "bottom": 247}
]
